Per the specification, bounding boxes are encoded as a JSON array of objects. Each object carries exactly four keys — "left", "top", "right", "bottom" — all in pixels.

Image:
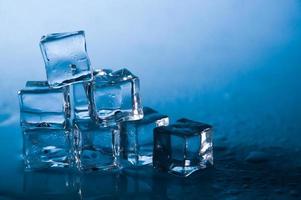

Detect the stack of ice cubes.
[{"left": 18, "top": 31, "right": 213, "bottom": 177}]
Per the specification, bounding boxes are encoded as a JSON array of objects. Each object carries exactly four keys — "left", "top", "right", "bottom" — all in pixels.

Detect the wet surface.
[{"left": 0, "top": 119, "right": 300, "bottom": 200}]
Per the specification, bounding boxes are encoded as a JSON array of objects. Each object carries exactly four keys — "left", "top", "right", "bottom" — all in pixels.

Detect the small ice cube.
[
  {"left": 73, "top": 118, "right": 121, "bottom": 171},
  {"left": 23, "top": 128, "right": 73, "bottom": 170},
  {"left": 121, "top": 107, "right": 169, "bottom": 166},
  {"left": 40, "top": 31, "right": 93, "bottom": 88},
  {"left": 87, "top": 69, "right": 143, "bottom": 127},
  {"left": 153, "top": 118, "right": 213, "bottom": 177},
  {"left": 18, "top": 81, "right": 70, "bottom": 129}
]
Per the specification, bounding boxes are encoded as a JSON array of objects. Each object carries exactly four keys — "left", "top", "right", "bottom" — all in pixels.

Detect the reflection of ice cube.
[
  {"left": 78, "top": 172, "right": 120, "bottom": 199},
  {"left": 73, "top": 119, "right": 121, "bottom": 171},
  {"left": 119, "top": 174, "right": 152, "bottom": 196},
  {"left": 87, "top": 69, "right": 143, "bottom": 127},
  {"left": 18, "top": 81, "right": 70, "bottom": 129},
  {"left": 121, "top": 107, "right": 169, "bottom": 166},
  {"left": 153, "top": 118, "right": 213, "bottom": 177},
  {"left": 70, "top": 83, "right": 90, "bottom": 120},
  {"left": 23, "top": 128, "right": 73, "bottom": 170},
  {"left": 23, "top": 172, "right": 77, "bottom": 198},
  {"left": 39, "top": 31, "right": 93, "bottom": 88}
]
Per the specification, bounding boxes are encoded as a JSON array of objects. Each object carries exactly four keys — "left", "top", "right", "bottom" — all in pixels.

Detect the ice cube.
[
  {"left": 121, "top": 107, "right": 169, "bottom": 166},
  {"left": 18, "top": 81, "right": 70, "bottom": 129},
  {"left": 73, "top": 118, "right": 121, "bottom": 171},
  {"left": 87, "top": 69, "right": 143, "bottom": 127},
  {"left": 70, "top": 82, "right": 90, "bottom": 120},
  {"left": 40, "top": 31, "right": 93, "bottom": 88},
  {"left": 23, "top": 128, "right": 73, "bottom": 170},
  {"left": 153, "top": 118, "right": 213, "bottom": 177}
]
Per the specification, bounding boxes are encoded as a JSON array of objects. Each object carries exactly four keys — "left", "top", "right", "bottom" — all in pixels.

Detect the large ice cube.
[
  {"left": 153, "top": 118, "right": 213, "bottom": 177},
  {"left": 18, "top": 81, "right": 70, "bottom": 129},
  {"left": 40, "top": 31, "right": 92, "bottom": 88},
  {"left": 87, "top": 69, "right": 143, "bottom": 127},
  {"left": 70, "top": 82, "right": 90, "bottom": 120},
  {"left": 23, "top": 128, "right": 73, "bottom": 170},
  {"left": 121, "top": 107, "right": 169, "bottom": 166},
  {"left": 73, "top": 118, "right": 121, "bottom": 171}
]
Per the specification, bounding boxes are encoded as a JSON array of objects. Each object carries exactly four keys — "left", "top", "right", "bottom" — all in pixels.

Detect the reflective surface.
[
  {"left": 0, "top": 0, "right": 301, "bottom": 199},
  {"left": 1, "top": 127, "right": 301, "bottom": 199}
]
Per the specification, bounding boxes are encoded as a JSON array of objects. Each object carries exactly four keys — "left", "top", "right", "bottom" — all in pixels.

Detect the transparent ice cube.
[
  {"left": 40, "top": 31, "right": 93, "bottom": 88},
  {"left": 87, "top": 69, "right": 143, "bottom": 127},
  {"left": 23, "top": 128, "right": 73, "bottom": 170},
  {"left": 18, "top": 81, "right": 70, "bottom": 129},
  {"left": 121, "top": 107, "right": 169, "bottom": 166},
  {"left": 153, "top": 118, "right": 213, "bottom": 177},
  {"left": 73, "top": 119, "right": 121, "bottom": 171},
  {"left": 70, "top": 82, "right": 90, "bottom": 120}
]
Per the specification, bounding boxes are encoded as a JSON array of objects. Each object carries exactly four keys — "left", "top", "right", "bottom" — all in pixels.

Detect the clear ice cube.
[
  {"left": 153, "top": 118, "right": 213, "bottom": 177},
  {"left": 121, "top": 107, "right": 169, "bottom": 166},
  {"left": 40, "top": 31, "right": 93, "bottom": 88},
  {"left": 87, "top": 69, "right": 143, "bottom": 127},
  {"left": 73, "top": 119, "right": 121, "bottom": 171},
  {"left": 70, "top": 82, "right": 90, "bottom": 120},
  {"left": 18, "top": 81, "right": 70, "bottom": 129},
  {"left": 23, "top": 128, "right": 73, "bottom": 170}
]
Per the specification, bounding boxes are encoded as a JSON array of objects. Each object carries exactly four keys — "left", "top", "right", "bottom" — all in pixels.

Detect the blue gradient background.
[{"left": 0, "top": 1, "right": 301, "bottom": 199}]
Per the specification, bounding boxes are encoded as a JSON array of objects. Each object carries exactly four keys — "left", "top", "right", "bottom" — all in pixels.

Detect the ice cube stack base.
[{"left": 18, "top": 30, "right": 213, "bottom": 177}]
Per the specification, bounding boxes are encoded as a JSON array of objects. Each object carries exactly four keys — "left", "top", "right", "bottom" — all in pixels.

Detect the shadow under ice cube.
[
  {"left": 18, "top": 81, "right": 70, "bottom": 129},
  {"left": 40, "top": 31, "right": 93, "bottom": 88},
  {"left": 153, "top": 118, "right": 213, "bottom": 177},
  {"left": 121, "top": 107, "right": 169, "bottom": 166},
  {"left": 73, "top": 119, "right": 121, "bottom": 171},
  {"left": 23, "top": 128, "right": 73, "bottom": 170},
  {"left": 87, "top": 69, "right": 143, "bottom": 126}
]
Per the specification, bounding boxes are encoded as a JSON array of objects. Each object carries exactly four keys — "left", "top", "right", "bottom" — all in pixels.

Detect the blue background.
[{"left": 0, "top": 1, "right": 301, "bottom": 199}]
